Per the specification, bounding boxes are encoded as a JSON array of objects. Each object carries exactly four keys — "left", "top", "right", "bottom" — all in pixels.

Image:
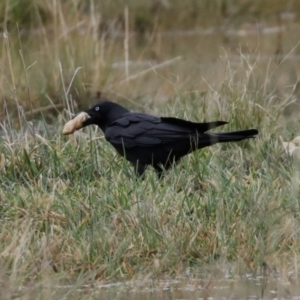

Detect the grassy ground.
[
  {"left": 1, "top": 0, "right": 300, "bottom": 299},
  {"left": 1, "top": 85, "right": 299, "bottom": 287}
]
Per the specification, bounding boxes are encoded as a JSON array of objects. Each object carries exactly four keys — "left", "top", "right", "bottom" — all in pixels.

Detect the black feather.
[{"left": 81, "top": 101, "right": 259, "bottom": 177}]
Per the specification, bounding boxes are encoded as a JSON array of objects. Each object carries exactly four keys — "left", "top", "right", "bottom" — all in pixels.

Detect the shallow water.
[
  {"left": 52, "top": 275, "right": 300, "bottom": 300},
  {"left": 106, "top": 20, "right": 300, "bottom": 111}
]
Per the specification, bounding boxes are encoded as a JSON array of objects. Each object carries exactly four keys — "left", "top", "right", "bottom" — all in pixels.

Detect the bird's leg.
[
  {"left": 153, "top": 165, "right": 164, "bottom": 179},
  {"left": 134, "top": 162, "right": 146, "bottom": 177}
]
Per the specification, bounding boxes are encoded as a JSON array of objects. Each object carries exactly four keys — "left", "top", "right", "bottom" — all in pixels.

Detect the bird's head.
[{"left": 62, "top": 101, "right": 129, "bottom": 135}]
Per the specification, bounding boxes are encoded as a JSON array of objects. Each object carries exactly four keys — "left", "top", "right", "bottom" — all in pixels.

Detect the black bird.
[{"left": 63, "top": 101, "right": 258, "bottom": 177}]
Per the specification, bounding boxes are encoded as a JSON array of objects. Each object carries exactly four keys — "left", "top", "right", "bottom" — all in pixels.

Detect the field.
[{"left": 1, "top": 0, "right": 300, "bottom": 299}]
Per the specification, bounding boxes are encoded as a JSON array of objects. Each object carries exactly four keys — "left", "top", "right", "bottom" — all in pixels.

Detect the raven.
[{"left": 63, "top": 101, "right": 258, "bottom": 177}]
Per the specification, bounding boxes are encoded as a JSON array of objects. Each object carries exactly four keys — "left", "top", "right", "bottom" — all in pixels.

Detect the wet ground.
[{"left": 42, "top": 274, "right": 300, "bottom": 300}]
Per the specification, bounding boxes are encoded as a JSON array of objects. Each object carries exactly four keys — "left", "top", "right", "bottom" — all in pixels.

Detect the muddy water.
[
  {"left": 106, "top": 22, "right": 300, "bottom": 118},
  {"left": 54, "top": 275, "right": 299, "bottom": 300}
]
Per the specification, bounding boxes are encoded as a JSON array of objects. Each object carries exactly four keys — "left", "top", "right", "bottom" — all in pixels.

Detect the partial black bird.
[{"left": 63, "top": 101, "right": 258, "bottom": 177}]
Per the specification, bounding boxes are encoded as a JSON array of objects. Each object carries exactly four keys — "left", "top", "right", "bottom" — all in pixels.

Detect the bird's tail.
[
  {"left": 210, "top": 129, "right": 258, "bottom": 141},
  {"left": 205, "top": 129, "right": 258, "bottom": 144},
  {"left": 195, "top": 129, "right": 258, "bottom": 149}
]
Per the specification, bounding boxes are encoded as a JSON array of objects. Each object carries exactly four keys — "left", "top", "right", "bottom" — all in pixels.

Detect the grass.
[
  {"left": 1, "top": 0, "right": 300, "bottom": 298},
  {"left": 1, "top": 89, "right": 299, "bottom": 284}
]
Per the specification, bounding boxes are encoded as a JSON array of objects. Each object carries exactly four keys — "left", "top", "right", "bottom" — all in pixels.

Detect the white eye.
[{"left": 95, "top": 106, "right": 100, "bottom": 111}]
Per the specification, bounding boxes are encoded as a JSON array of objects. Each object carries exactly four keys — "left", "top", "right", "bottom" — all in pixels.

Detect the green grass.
[{"left": 1, "top": 89, "right": 299, "bottom": 287}]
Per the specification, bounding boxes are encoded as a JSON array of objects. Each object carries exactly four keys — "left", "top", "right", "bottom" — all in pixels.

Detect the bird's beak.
[{"left": 62, "top": 112, "right": 91, "bottom": 135}]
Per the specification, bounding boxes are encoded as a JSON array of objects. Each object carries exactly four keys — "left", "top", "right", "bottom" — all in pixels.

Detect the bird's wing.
[{"left": 105, "top": 113, "right": 226, "bottom": 148}]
